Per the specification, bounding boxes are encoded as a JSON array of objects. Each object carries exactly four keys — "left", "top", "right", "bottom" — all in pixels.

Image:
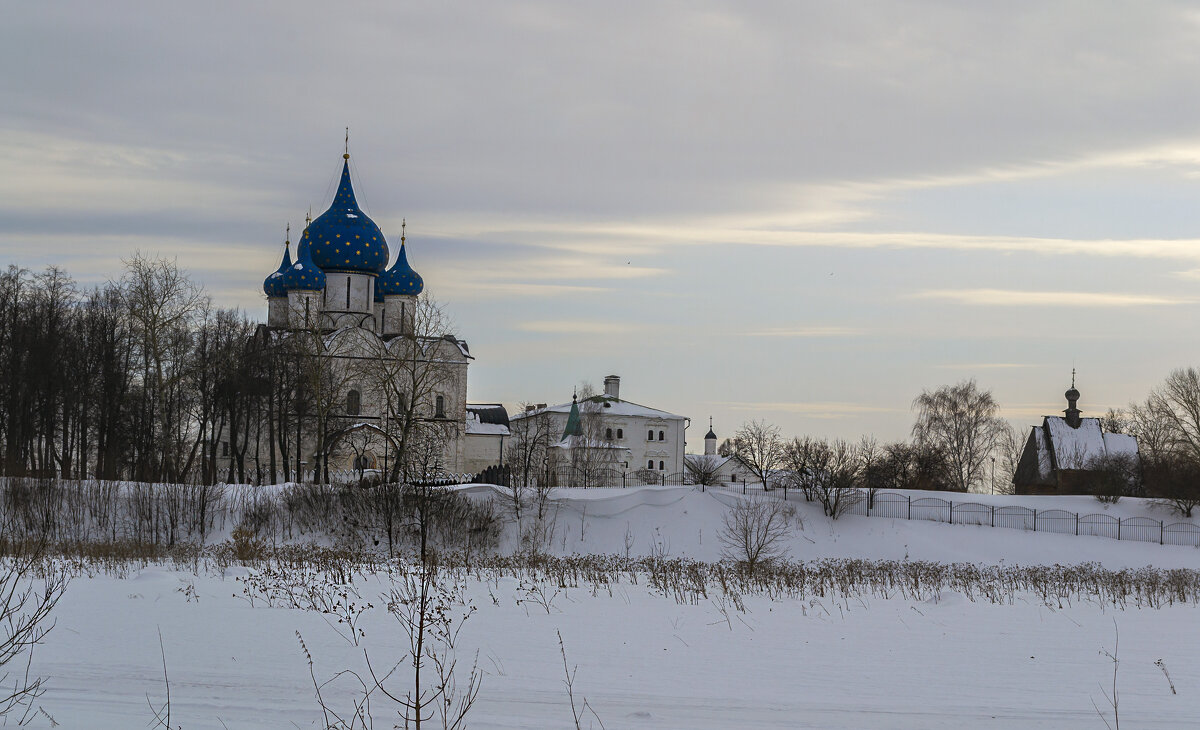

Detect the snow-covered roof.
[
  {"left": 466, "top": 421, "right": 509, "bottom": 436},
  {"left": 1045, "top": 416, "right": 1139, "bottom": 470},
  {"left": 511, "top": 394, "right": 685, "bottom": 422},
  {"left": 465, "top": 404, "right": 510, "bottom": 436},
  {"left": 1102, "top": 432, "right": 1138, "bottom": 458}
]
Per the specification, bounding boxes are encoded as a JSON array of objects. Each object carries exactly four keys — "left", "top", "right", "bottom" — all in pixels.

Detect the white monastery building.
[{"left": 511, "top": 376, "right": 688, "bottom": 476}]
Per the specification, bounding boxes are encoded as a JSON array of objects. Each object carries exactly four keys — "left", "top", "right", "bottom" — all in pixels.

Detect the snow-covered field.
[{"left": 20, "top": 487, "right": 1200, "bottom": 728}]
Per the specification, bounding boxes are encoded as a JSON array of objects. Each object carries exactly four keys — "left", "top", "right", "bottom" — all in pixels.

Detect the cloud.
[
  {"left": 517, "top": 320, "right": 648, "bottom": 334},
  {"left": 436, "top": 281, "right": 610, "bottom": 299},
  {"left": 714, "top": 401, "right": 902, "bottom": 419},
  {"left": 742, "top": 326, "right": 866, "bottom": 337},
  {"left": 911, "top": 289, "right": 1194, "bottom": 307},
  {"left": 932, "top": 362, "right": 1036, "bottom": 370}
]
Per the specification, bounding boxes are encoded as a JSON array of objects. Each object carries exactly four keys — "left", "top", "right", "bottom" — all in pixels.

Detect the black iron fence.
[
  {"left": 841, "top": 490, "right": 1200, "bottom": 547},
  {"left": 547, "top": 466, "right": 690, "bottom": 489},
  {"left": 487, "top": 470, "right": 1200, "bottom": 549}
]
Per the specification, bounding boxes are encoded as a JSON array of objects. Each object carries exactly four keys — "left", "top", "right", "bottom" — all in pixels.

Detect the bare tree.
[
  {"left": 992, "top": 422, "right": 1024, "bottom": 495},
  {"left": 716, "top": 495, "right": 792, "bottom": 570},
  {"left": 0, "top": 538, "right": 68, "bottom": 721},
  {"left": 566, "top": 383, "right": 622, "bottom": 487},
  {"left": 684, "top": 454, "right": 724, "bottom": 487},
  {"left": 360, "top": 296, "right": 461, "bottom": 484},
  {"left": 292, "top": 325, "right": 360, "bottom": 483},
  {"left": 120, "top": 254, "right": 208, "bottom": 483},
  {"left": 505, "top": 403, "right": 553, "bottom": 521},
  {"left": 782, "top": 437, "right": 862, "bottom": 518},
  {"left": 1148, "top": 368, "right": 1200, "bottom": 462},
  {"left": 857, "top": 436, "right": 886, "bottom": 508},
  {"left": 1086, "top": 452, "right": 1141, "bottom": 504},
  {"left": 911, "top": 379, "right": 1006, "bottom": 492},
  {"left": 732, "top": 420, "right": 783, "bottom": 490},
  {"left": 338, "top": 424, "right": 386, "bottom": 482},
  {"left": 1143, "top": 453, "right": 1200, "bottom": 518},
  {"left": 1125, "top": 398, "right": 1173, "bottom": 463},
  {"left": 383, "top": 564, "right": 482, "bottom": 730}
]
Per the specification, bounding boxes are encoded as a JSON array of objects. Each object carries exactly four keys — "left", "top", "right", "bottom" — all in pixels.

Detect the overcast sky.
[{"left": 4, "top": 2, "right": 1200, "bottom": 445}]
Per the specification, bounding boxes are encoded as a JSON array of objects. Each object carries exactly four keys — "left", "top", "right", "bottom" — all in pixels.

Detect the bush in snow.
[{"left": 716, "top": 495, "right": 793, "bottom": 571}]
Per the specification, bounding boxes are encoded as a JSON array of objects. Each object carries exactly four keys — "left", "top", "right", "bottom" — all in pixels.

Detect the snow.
[
  {"left": 19, "top": 486, "right": 1200, "bottom": 728},
  {"left": 512, "top": 396, "right": 685, "bottom": 421},
  {"left": 465, "top": 420, "right": 509, "bottom": 436},
  {"left": 1044, "top": 416, "right": 1137, "bottom": 468},
  {"left": 1104, "top": 431, "right": 1139, "bottom": 457}
]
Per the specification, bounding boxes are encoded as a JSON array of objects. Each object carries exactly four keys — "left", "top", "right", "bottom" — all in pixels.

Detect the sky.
[{"left": 3, "top": 2, "right": 1200, "bottom": 445}]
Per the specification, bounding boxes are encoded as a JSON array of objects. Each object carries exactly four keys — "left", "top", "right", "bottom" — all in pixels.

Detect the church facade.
[{"left": 247, "top": 152, "right": 507, "bottom": 481}]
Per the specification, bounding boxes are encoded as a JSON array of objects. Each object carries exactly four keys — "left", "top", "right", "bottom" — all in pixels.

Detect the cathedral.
[{"left": 253, "top": 151, "right": 507, "bottom": 481}]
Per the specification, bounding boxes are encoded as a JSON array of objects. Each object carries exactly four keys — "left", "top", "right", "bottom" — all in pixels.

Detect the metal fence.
[
  {"left": 490, "top": 470, "right": 1200, "bottom": 549},
  {"left": 548, "top": 466, "right": 690, "bottom": 489},
  {"left": 838, "top": 490, "right": 1200, "bottom": 547}
]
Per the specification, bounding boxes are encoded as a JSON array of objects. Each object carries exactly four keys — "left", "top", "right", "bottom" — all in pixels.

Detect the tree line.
[
  {"left": 713, "top": 378, "right": 1200, "bottom": 517},
  {"left": 0, "top": 257, "right": 288, "bottom": 484}
]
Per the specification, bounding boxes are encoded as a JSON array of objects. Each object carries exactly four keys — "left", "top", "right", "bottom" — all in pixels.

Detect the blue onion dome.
[
  {"left": 302, "top": 155, "right": 390, "bottom": 274},
  {"left": 377, "top": 242, "right": 424, "bottom": 296},
  {"left": 281, "top": 234, "right": 325, "bottom": 291},
  {"left": 263, "top": 240, "right": 292, "bottom": 298}
]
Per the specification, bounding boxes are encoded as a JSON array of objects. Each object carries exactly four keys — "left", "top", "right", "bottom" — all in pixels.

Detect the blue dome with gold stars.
[
  {"left": 282, "top": 233, "right": 326, "bottom": 291},
  {"left": 263, "top": 241, "right": 292, "bottom": 298},
  {"left": 301, "top": 155, "right": 389, "bottom": 274},
  {"left": 378, "top": 243, "right": 424, "bottom": 296}
]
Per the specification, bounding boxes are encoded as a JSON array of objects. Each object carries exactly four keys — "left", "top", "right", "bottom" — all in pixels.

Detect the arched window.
[
  {"left": 435, "top": 395, "right": 446, "bottom": 418},
  {"left": 658, "top": 430, "right": 665, "bottom": 441},
  {"left": 346, "top": 389, "right": 361, "bottom": 416},
  {"left": 345, "top": 276, "right": 351, "bottom": 309},
  {"left": 647, "top": 459, "right": 654, "bottom": 470},
  {"left": 659, "top": 460, "right": 664, "bottom": 471},
  {"left": 617, "top": 428, "right": 623, "bottom": 439},
  {"left": 647, "top": 430, "right": 654, "bottom": 441},
  {"left": 605, "top": 427, "right": 613, "bottom": 440}
]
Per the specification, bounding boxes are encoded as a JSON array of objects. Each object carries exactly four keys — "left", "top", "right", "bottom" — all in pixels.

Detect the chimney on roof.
[
  {"left": 536, "top": 403, "right": 546, "bottom": 410},
  {"left": 604, "top": 374, "right": 620, "bottom": 400},
  {"left": 525, "top": 405, "right": 535, "bottom": 413}
]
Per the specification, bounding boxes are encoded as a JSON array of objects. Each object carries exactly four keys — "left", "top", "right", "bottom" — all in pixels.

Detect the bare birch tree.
[{"left": 911, "top": 379, "right": 1005, "bottom": 492}]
